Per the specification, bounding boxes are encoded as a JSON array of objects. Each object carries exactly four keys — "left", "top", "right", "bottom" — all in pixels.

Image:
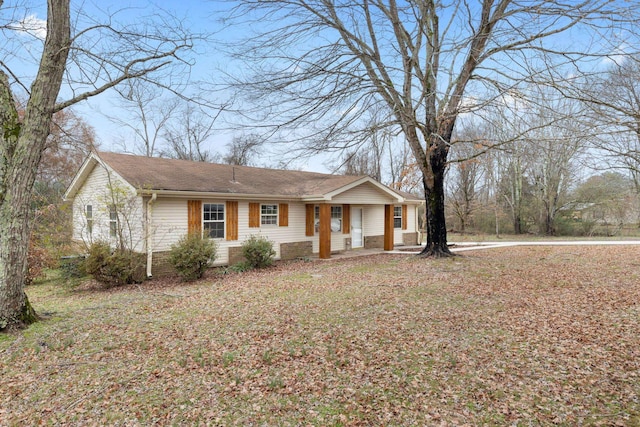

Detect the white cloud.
[
  {"left": 9, "top": 14, "right": 47, "bottom": 40},
  {"left": 601, "top": 43, "right": 630, "bottom": 67}
]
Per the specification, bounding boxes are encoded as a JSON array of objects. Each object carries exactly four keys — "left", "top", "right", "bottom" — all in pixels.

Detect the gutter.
[
  {"left": 137, "top": 189, "right": 304, "bottom": 203},
  {"left": 146, "top": 192, "right": 157, "bottom": 278}
]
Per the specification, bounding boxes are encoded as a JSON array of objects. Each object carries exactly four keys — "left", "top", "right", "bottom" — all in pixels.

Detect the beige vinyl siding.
[
  {"left": 152, "top": 199, "right": 312, "bottom": 266},
  {"left": 72, "top": 163, "right": 144, "bottom": 251},
  {"left": 235, "top": 201, "right": 309, "bottom": 261},
  {"left": 330, "top": 182, "right": 398, "bottom": 205},
  {"left": 150, "top": 198, "right": 189, "bottom": 252},
  {"left": 394, "top": 204, "right": 418, "bottom": 244},
  {"left": 309, "top": 233, "right": 348, "bottom": 254},
  {"left": 72, "top": 163, "right": 108, "bottom": 243},
  {"left": 362, "top": 205, "right": 385, "bottom": 238}
]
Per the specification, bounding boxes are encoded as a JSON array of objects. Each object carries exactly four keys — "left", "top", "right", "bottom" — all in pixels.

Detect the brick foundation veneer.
[
  {"left": 344, "top": 237, "right": 352, "bottom": 251},
  {"left": 402, "top": 232, "right": 419, "bottom": 246},
  {"left": 280, "top": 241, "right": 313, "bottom": 260},
  {"left": 228, "top": 246, "right": 245, "bottom": 265},
  {"left": 364, "top": 235, "right": 384, "bottom": 249}
]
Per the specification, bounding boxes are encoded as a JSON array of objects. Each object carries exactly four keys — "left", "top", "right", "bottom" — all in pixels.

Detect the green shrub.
[
  {"left": 169, "top": 234, "right": 217, "bottom": 281},
  {"left": 229, "top": 260, "right": 253, "bottom": 273},
  {"left": 84, "top": 242, "right": 145, "bottom": 287},
  {"left": 242, "top": 235, "right": 276, "bottom": 269}
]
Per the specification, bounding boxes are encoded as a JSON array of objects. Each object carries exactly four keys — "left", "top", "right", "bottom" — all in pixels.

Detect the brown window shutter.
[
  {"left": 187, "top": 200, "right": 202, "bottom": 235},
  {"left": 342, "top": 204, "right": 350, "bottom": 234},
  {"left": 305, "top": 204, "right": 314, "bottom": 236},
  {"left": 402, "top": 204, "right": 408, "bottom": 230},
  {"left": 226, "top": 201, "right": 238, "bottom": 240},
  {"left": 279, "top": 203, "right": 289, "bottom": 227},
  {"left": 249, "top": 202, "right": 260, "bottom": 228}
]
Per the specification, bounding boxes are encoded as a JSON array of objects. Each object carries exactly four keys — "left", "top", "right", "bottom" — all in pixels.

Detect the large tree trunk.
[
  {"left": 419, "top": 142, "right": 453, "bottom": 258},
  {"left": 0, "top": 0, "right": 70, "bottom": 331},
  {"left": 0, "top": 173, "right": 39, "bottom": 329}
]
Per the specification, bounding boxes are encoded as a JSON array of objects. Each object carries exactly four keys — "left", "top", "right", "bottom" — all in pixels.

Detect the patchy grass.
[{"left": 2, "top": 246, "right": 640, "bottom": 425}]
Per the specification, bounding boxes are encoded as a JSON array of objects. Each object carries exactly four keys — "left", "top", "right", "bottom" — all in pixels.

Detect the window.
[
  {"left": 203, "top": 203, "right": 224, "bottom": 238},
  {"left": 85, "top": 205, "right": 93, "bottom": 235},
  {"left": 261, "top": 204, "right": 278, "bottom": 225},
  {"left": 330, "top": 206, "right": 342, "bottom": 232},
  {"left": 109, "top": 205, "right": 117, "bottom": 237},
  {"left": 314, "top": 205, "right": 343, "bottom": 233},
  {"left": 394, "top": 206, "right": 402, "bottom": 229}
]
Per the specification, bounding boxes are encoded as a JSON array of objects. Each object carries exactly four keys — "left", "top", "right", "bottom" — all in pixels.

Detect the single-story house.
[{"left": 64, "top": 151, "right": 422, "bottom": 277}]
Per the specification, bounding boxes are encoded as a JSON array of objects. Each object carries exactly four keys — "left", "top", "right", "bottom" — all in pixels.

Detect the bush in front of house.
[
  {"left": 59, "top": 255, "right": 87, "bottom": 280},
  {"left": 84, "top": 242, "right": 146, "bottom": 287},
  {"left": 242, "top": 234, "right": 276, "bottom": 269},
  {"left": 169, "top": 233, "right": 217, "bottom": 281}
]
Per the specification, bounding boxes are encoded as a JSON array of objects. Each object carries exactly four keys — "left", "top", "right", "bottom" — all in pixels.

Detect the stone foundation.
[
  {"left": 402, "top": 232, "right": 419, "bottom": 246},
  {"left": 280, "top": 241, "right": 313, "bottom": 260},
  {"left": 364, "top": 235, "right": 384, "bottom": 249}
]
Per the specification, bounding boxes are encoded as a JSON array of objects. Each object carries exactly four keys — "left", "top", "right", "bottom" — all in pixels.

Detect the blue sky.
[
  {"left": 3, "top": 1, "right": 300, "bottom": 168},
  {"left": 4, "top": 0, "right": 637, "bottom": 174}
]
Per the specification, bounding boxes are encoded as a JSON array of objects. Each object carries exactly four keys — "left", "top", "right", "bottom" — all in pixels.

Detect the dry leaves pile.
[{"left": 1, "top": 246, "right": 639, "bottom": 426}]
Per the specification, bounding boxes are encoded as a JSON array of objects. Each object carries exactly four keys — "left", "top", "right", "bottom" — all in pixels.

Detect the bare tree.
[
  {"left": 110, "top": 80, "right": 179, "bottom": 157},
  {"left": 226, "top": 0, "right": 639, "bottom": 257},
  {"left": 577, "top": 56, "right": 640, "bottom": 226},
  {"left": 162, "top": 103, "right": 221, "bottom": 162},
  {"left": 447, "top": 131, "right": 485, "bottom": 233},
  {"left": 1, "top": 0, "right": 195, "bottom": 330},
  {"left": 480, "top": 99, "right": 534, "bottom": 235},
  {"left": 521, "top": 95, "right": 587, "bottom": 235},
  {"left": 222, "top": 134, "right": 264, "bottom": 166}
]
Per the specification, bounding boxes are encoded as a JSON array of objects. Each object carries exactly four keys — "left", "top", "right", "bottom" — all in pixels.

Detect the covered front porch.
[{"left": 310, "top": 203, "right": 410, "bottom": 259}]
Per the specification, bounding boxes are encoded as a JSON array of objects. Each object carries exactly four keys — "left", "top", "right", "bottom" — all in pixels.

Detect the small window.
[
  {"left": 86, "top": 205, "right": 93, "bottom": 235},
  {"left": 109, "top": 205, "right": 117, "bottom": 237},
  {"left": 314, "top": 205, "right": 343, "bottom": 233},
  {"left": 261, "top": 204, "right": 278, "bottom": 226},
  {"left": 330, "top": 206, "right": 342, "bottom": 232},
  {"left": 394, "top": 206, "right": 402, "bottom": 229},
  {"left": 203, "top": 203, "right": 225, "bottom": 239}
]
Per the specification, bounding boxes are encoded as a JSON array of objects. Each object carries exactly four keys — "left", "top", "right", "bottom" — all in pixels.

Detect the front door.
[{"left": 352, "top": 207, "right": 363, "bottom": 248}]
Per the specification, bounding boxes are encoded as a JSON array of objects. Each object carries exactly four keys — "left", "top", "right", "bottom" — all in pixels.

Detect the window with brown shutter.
[
  {"left": 249, "top": 202, "right": 260, "bottom": 228},
  {"left": 226, "top": 201, "right": 238, "bottom": 240},
  {"left": 305, "top": 204, "right": 314, "bottom": 236},
  {"left": 402, "top": 204, "right": 408, "bottom": 230},
  {"left": 279, "top": 203, "right": 289, "bottom": 227},
  {"left": 187, "top": 200, "right": 202, "bottom": 235},
  {"left": 342, "top": 204, "right": 350, "bottom": 234}
]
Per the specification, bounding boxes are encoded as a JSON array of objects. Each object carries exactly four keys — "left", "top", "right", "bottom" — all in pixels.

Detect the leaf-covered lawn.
[{"left": 2, "top": 246, "right": 639, "bottom": 426}]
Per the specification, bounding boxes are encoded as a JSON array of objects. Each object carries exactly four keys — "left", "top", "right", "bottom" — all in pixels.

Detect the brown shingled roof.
[{"left": 97, "top": 151, "right": 365, "bottom": 197}]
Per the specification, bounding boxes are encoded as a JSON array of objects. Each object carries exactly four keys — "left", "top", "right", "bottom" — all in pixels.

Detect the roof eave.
[
  {"left": 137, "top": 189, "right": 303, "bottom": 201},
  {"left": 63, "top": 153, "right": 99, "bottom": 201}
]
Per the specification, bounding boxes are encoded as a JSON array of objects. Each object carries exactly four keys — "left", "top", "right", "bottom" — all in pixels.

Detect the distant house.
[{"left": 64, "top": 152, "right": 422, "bottom": 277}]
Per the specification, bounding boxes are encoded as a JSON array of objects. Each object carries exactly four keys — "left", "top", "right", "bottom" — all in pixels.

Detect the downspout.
[{"left": 146, "top": 192, "right": 157, "bottom": 278}]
